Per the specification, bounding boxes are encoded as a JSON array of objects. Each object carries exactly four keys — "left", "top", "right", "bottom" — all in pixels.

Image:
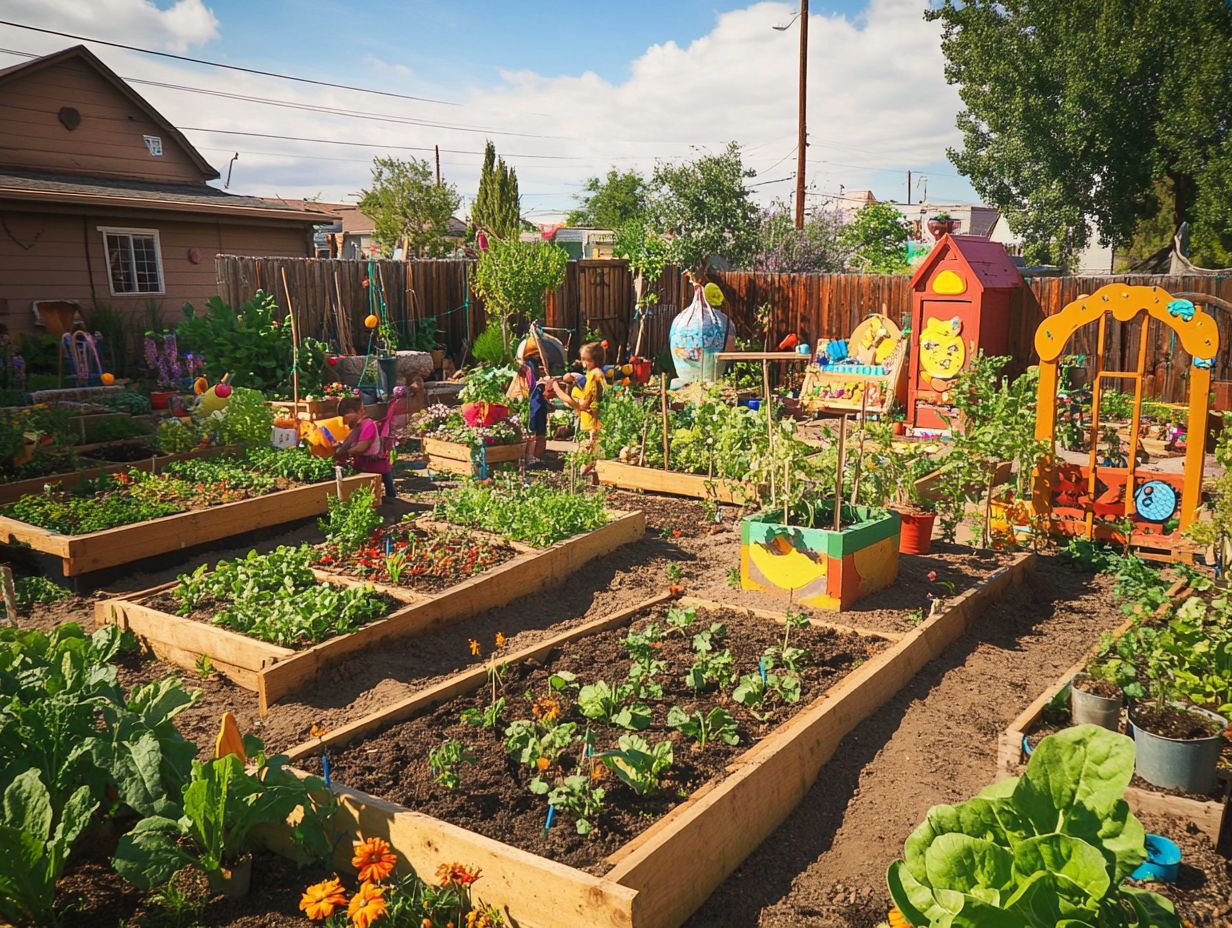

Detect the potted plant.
[
  {"left": 1127, "top": 665, "right": 1228, "bottom": 794},
  {"left": 1070, "top": 654, "right": 1124, "bottom": 730},
  {"left": 926, "top": 212, "right": 957, "bottom": 240},
  {"left": 862, "top": 425, "right": 936, "bottom": 554}
]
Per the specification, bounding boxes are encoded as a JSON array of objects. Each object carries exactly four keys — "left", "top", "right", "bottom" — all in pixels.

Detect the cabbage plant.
[{"left": 887, "top": 725, "right": 1181, "bottom": 927}]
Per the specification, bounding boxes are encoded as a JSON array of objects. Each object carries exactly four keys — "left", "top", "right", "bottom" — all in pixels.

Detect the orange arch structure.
[{"left": 1033, "top": 284, "right": 1218, "bottom": 558}]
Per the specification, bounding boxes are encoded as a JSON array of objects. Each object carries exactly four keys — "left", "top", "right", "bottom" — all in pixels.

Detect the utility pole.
[
  {"left": 906, "top": 170, "right": 912, "bottom": 205},
  {"left": 435, "top": 145, "right": 441, "bottom": 185},
  {"left": 794, "top": 0, "right": 808, "bottom": 230}
]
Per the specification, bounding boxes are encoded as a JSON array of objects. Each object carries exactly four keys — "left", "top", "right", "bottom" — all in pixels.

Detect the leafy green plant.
[
  {"left": 529, "top": 774, "right": 606, "bottom": 836},
  {"left": 732, "top": 659, "right": 801, "bottom": 720},
  {"left": 504, "top": 719, "right": 577, "bottom": 770},
  {"left": 214, "top": 387, "right": 274, "bottom": 446},
  {"left": 685, "top": 647, "right": 735, "bottom": 692},
  {"left": 318, "top": 485, "right": 382, "bottom": 554},
  {"left": 598, "top": 734, "right": 673, "bottom": 796},
  {"left": 113, "top": 739, "right": 333, "bottom": 890},
  {"left": 458, "top": 364, "right": 519, "bottom": 405},
  {"left": 667, "top": 706, "right": 739, "bottom": 749},
  {"left": 577, "top": 681, "right": 651, "bottom": 731},
  {"left": 433, "top": 474, "right": 608, "bottom": 547},
  {"left": 887, "top": 725, "right": 1181, "bottom": 928},
  {"left": 428, "top": 739, "right": 476, "bottom": 791},
  {"left": 665, "top": 605, "right": 697, "bottom": 637},
  {"left": 473, "top": 239, "right": 569, "bottom": 354},
  {"left": 12, "top": 576, "right": 69, "bottom": 607}
]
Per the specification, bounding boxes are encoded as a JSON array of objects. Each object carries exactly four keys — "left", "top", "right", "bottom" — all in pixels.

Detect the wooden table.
[{"left": 714, "top": 351, "right": 813, "bottom": 395}]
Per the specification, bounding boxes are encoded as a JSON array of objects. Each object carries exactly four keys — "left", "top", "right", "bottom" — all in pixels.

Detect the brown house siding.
[
  {"left": 0, "top": 56, "right": 208, "bottom": 183},
  {"left": 0, "top": 207, "right": 310, "bottom": 333}
]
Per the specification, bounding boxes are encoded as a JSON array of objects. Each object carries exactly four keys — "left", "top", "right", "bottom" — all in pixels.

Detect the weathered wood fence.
[{"left": 216, "top": 254, "right": 1232, "bottom": 403}]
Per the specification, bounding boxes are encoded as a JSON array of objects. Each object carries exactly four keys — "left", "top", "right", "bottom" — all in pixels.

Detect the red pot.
[
  {"left": 897, "top": 510, "right": 936, "bottom": 555},
  {"left": 631, "top": 358, "right": 653, "bottom": 385},
  {"left": 893, "top": 421, "right": 906, "bottom": 436},
  {"left": 150, "top": 390, "right": 175, "bottom": 410},
  {"left": 462, "top": 401, "right": 509, "bottom": 427}
]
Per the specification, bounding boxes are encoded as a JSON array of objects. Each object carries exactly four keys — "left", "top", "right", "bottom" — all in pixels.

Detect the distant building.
[
  {"left": 891, "top": 202, "right": 1001, "bottom": 241},
  {"left": 988, "top": 215, "right": 1115, "bottom": 275},
  {"left": 536, "top": 225, "right": 615, "bottom": 259},
  {"left": 0, "top": 45, "right": 327, "bottom": 334},
  {"left": 277, "top": 201, "right": 466, "bottom": 258}
]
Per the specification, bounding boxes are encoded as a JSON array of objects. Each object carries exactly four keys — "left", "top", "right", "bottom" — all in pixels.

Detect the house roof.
[
  {"left": 274, "top": 201, "right": 468, "bottom": 238},
  {"left": 911, "top": 234, "right": 1023, "bottom": 291},
  {"left": 0, "top": 45, "right": 220, "bottom": 181},
  {"left": 0, "top": 170, "right": 333, "bottom": 223}
]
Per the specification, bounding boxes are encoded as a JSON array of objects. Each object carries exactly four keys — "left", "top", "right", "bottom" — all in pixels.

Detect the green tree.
[
  {"left": 473, "top": 240, "right": 569, "bottom": 355},
  {"left": 649, "top": 141, "right": 759, "bottom": 274},
  {"left": 566, "top": 169, "right": 648, "bottom": 229},
  {"left": 471, "top": 140, "right": 522, "bottom": 241},
  {"left": 357, "top": 157, "right": 460, "bottom": 257},
  {"left": 614, "top": 221, "right": 671, "bottom": 335},
  {"left": 927, "top": 0, "right": 1232, "bottom": 266},
  {"left": 841, "top": 203, "right": 909, "bottom": 274}
]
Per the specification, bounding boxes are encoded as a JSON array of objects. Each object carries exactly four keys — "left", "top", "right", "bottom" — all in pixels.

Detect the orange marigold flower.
[
  {"left": 888, "top": 906, "right": 911, "bottom": 928},
  {"left": 536, "top": 756, "right": 550, "bottom": 771},
  {"left": 422, "top": 919, "right": 433, "bottom": 928},
  {"left": 352, "top": 837, "right": 397, "bottom": 883},
  {"left": 299, "top": 877, "right": 348, "bottom": 920},
  {"left": 347, "top": 881, "right": 387, "bottom": 928},
  {"left": 435, "top": 861, "right": 482, "bottom": 887},
  {"left": 671, "top": 528, "right": 682, "bottom": 537},
  {"left": 531, "top": 696, "right": 560, "bottom": 722},
  {"left": 469, "top": 638, "right": 481, "bottom": 656},
  {"left": 495, "top": 631, "right": 506, "bottom": 648},
  {"left": 310, "top": 723, "right": 327, "bottom": 738}
]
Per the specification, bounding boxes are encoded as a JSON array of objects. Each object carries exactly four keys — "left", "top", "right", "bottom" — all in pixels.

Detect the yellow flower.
[
  {"left": 531, "top": 696, "right": 560, "bottom": 723},
  {"left": 310, "top": 723, "right": 327, "bottom": 738},
  {"left": 495, "top": 631, "right": 506, "bottom": 648},
  {"left": 469, "top": 638, "right": 481, "bottom": 657},
  {"left": 351, "top": 837, "right": 397, "bottom": 883},
  {"left": 535, "top": 756, "right": 550, "bottom": 771},
  {"left": 347, "top": 881, "right": 387, "bottom": 928},
  {"left": 299, "top": 877, "right": 348, "bottom": 920}
]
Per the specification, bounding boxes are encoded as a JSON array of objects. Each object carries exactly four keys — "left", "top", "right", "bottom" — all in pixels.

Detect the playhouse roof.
[{"left": 911, "top": 234, "right": 1022, "bottom": 291}]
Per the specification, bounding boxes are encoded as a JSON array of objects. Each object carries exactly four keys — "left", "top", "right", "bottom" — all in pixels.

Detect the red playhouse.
[{"left": 906, "top": 235, "right": 1024, "bottom": 433}]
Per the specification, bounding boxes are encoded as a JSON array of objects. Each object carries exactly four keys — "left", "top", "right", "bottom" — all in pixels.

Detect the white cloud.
[{"left": 0, "top": 0, "right": 970, "bottom": 218}]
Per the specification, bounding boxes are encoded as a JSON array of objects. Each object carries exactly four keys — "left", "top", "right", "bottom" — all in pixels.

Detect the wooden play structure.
[
  {"left": 798, "top": 313, "right": 908, "bottom": 416},
  {"left": 907, "top": 236, "right": 1024, "bottom": 432},
  {"left": 1032, "top": 284, "right": 1219, "bottom": 561}
]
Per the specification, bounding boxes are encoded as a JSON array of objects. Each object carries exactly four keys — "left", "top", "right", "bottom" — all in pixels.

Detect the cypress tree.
[{"left": 472, "top": 141, "right": 521, "bottom": 241}]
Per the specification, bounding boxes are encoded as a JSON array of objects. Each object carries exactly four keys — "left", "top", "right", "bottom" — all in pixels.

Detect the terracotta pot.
[
  {"left": 893, "top": 421, "right": 906, "bottom": 436},
  {"left": 149, "top": 391, "right": 175, "bottom": 410},
  {"left": 927, "top": 218, "right": 958, "bottom": 241},
  {"left": 897, "top": 509, "right": 936, "bottom": 555}
]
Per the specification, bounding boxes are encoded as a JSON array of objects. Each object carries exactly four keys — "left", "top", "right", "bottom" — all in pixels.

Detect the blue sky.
[{"left": 1, "top": 0, "right": 978, "bottom": 216}]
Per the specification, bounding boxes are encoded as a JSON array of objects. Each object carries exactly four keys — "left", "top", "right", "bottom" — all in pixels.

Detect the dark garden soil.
[
  {"left": 81, "top": 439, "right": 159, "bottom": 462},
  {"left": 1130, "top": 703, "right": 1227, "bottom": 740},
  {"left": 313, "top": 604, "right": 881, "bottom": 872},
  {"left": 1073, "top": 675, "right": 1123, "bottom": 698},
  {"left": 312, "top": 524, "right": 517, "bottom": 593}
]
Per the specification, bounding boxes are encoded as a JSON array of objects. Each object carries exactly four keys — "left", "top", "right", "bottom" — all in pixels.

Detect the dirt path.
[{"left": 686, "top": 558, "right": 1129, "bottom": 928}]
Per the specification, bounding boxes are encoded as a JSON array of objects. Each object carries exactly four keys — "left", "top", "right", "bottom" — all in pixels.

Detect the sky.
[{"left": 0, "top": 0, "right": 979, "bottom": 223}]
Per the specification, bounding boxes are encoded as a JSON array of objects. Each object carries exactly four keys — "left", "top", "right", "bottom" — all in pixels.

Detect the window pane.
[
  {"left": 105, "top": 234, "right": 134, "bottom": 293},
  {"left": 131, "top": 235, "right": 161, "bottom": 292}
]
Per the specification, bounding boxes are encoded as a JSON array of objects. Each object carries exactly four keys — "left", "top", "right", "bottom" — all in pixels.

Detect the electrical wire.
[{"left": 176, "top": 126, "right": 583, "bottom": 160}]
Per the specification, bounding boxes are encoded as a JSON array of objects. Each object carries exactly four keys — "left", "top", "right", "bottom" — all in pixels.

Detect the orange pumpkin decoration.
[
  {"left": 364, "top": 314, "right": 380, "bottom": 329},
  {"left": 100, "top": 372, "right": 115, "bottom": 385}
]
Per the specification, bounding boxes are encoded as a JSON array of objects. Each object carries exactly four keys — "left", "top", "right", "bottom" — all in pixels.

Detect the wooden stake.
[
  {"left": 983, "top": 468, "right": 996, "bottom": 549},
  {"left": 764, "top": 359, "right": 775, "bottom": 509},
  {"left": 281, "top": 268, "right": 300, "bottom": 419},
  {"left": 660, "top": 375, "right": 670, "bottom": 472},
  {"left": 851, "top": 388, "right": 868, "bottom": 507},
  {"left": 834, "top": 415, "right": 847, "bottom": 531},
  {"left": 0, "top": 566, "right": 16, "bottom": 625}
]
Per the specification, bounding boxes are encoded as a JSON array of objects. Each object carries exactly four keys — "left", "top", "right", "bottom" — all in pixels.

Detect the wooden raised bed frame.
[
  {"left": 97, "top": 510, "right": 645, "bottom": 713},
  {"left": 996, "top": 578, "right": 1229, "bottom": 842},
  {"left": 276, "top": 552, "right": 1035, "bottom": 928},
  {"left": 1, "top": 472, "right": 380, "bottom": 576},
  {"left": 595, "top": 459, "right": 758, "bottom": 505},
  {"left": 423, "top": 436, "right": 526, "bottom": 476}
]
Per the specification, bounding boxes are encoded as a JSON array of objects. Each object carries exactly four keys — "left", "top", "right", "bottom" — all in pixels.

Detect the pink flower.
[{"left": 927, "top": 570, "right": 938, "bottom": 582}]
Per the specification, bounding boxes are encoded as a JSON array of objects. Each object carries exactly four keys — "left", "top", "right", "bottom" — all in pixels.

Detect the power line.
[
  {"left": 0, "top": 19, "right": 457, "bottom": 106},
  {"left": 177, "top": 126, "right": 582, "bottom": 160}
]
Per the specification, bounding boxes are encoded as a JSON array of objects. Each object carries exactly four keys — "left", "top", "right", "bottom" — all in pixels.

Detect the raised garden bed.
[
  {"left": 423, "top": 436, "right": 526, "bottom": 477},
  {"left": 97, "top": 509, "right": 645, "bottom": 712},
  {"left": 0, "top": 462, "right": 379, "bottom": 576},
  {"left": 996, "top": 577, "right": 1230, "bottom": 842},
  {"left": 595, "top": 460, "right": 759, "bottom": 505},
  {"left": 274, "top": 553, "right": 1034, "bottom": 928}
]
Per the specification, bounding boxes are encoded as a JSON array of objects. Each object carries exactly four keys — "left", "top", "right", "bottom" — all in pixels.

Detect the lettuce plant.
[{"left": 887, "top": 725, "right": 1181, "bottom": 928}]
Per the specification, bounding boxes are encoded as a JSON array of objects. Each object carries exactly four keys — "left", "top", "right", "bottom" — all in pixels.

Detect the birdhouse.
[{"left": 907, "top": 235, "right": 1024, "bottom": 432}]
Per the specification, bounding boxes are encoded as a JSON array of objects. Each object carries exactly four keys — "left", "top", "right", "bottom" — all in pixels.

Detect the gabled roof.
[
  {"left": 911, "top": 234, "right": 1022, "bottom": 291},
  {"left": 0, "top": 45, "right": 219, "bottom": 180}
]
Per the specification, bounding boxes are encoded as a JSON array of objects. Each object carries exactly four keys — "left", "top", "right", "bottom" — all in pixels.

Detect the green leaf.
[
  {"left": 1, "top": 769, "right": 51, "bottom": 840},
  {"left": 112, "top": 816, "right": 192, "bottom": 890},
  {"left": 923, "top": 833, "right": 1015, "bottom": 896},
  {"left": 1013, "top": 725, "right": 1136, "bottom": 832}
]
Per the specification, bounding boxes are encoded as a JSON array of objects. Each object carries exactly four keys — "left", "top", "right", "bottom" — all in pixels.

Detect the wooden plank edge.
[{"left": 677, "top": 594, "right": 904, "bottom": 642}]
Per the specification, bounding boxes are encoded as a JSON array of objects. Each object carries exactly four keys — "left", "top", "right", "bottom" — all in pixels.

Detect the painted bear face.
[{"left": 919, "top": 316, "right": 965, "bottom": 381}]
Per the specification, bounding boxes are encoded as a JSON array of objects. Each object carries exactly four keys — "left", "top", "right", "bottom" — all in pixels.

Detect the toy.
[{"left": 195, "top": 374, "right": 233, "bottom": 416}]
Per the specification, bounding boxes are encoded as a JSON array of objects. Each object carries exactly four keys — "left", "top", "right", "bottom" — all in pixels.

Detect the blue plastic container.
[
  {"left": 747, "top": 399, "right": 761, "bottom": 412},
  {"left": 1130, "top": 834, "right": 1181, "bottom": 883}
]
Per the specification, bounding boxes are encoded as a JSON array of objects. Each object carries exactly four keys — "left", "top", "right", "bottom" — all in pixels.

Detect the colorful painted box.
[{"left": 740, "top": 506, "right": 901, "bottom": 610}]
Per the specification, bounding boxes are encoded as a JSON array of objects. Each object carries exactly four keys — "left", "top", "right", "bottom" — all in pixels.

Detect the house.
[
  {"left": 0, "top": 45, "right": 330, "bottom": 334},
  {"left": 891, "top": 202, "right": 1002, "bottom": 241},
  {"left": 988, "top": 214, "right": 1116, "bottom": 275}
]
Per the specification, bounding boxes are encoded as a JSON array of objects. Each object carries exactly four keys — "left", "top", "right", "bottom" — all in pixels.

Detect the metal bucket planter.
[
  {"left": 206, "top": 854, "right": 253, "bottom": 899},
  {"left": 1069, "top": 673, "right": 1123, "bottom": 730},
  {"left": 1128, "top": 702, "right": 1228, "bottom": 794},
  {"left": 740, "top": 505, "right": 900, "bottom": 611}
]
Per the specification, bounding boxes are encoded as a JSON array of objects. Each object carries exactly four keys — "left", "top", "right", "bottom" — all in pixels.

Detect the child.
[
  {"left": 551, "top": 341, "right": 604, "bottom": 469},
  {"left": 523, "top": 355, "right": 548, "bottom": 463},
  {"left": 334, "top": 397, "right": 397, "bottom": 502}
]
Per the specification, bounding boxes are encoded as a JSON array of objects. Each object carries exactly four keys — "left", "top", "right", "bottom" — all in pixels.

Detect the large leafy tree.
[
  {"left": 841, "top": 203, "right": 910, "bottom": 274},
  {"left": 471, "top": 141, "right": 522, "bottom": 241},
  {"left": 649, "top": 141, "right": 760, "bottom": 274},
  {"left": 927, "top": 0, "right": 1232, "bottom": 266},
  {"left": 566, "top": 169, "right": 648, "bottom": 229},
  {"left": 473, "top": 240, "right": 569, "bottom": 355},
  {"left": 357, "top": 157, "right": 460, "bottom": 257}
]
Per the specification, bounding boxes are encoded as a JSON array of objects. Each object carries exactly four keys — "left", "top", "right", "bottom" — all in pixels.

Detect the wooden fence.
[{"left": 216, "top": 255, "right": 1232, "bottom": 403}]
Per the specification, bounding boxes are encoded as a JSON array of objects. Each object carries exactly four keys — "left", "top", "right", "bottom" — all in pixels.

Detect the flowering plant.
[
  {"left": 324, "top": 382, "right": 360, "bottom": 399},
  {"left": 144, "top": 331, "right": 183, "bottom": 390},
  {"left": 300, "top": 839, "right": 502, "bottom": 927}
]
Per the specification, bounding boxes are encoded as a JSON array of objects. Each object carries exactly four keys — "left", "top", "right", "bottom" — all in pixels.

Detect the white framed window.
[{"left": 100, "top": 227, "right": 165, "bottom": 295}]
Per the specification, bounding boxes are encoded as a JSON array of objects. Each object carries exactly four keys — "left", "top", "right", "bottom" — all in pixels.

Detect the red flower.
[{"left": 927, "top": 570, "right": 938, "bottom": 582}]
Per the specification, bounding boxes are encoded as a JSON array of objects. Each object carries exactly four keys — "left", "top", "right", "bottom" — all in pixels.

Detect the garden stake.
[
  {"left": 0, "top": 565, "right": 15, "bottom": 625},
  {"left": 334, "top": 466, "right": 344, "bottom": 498},
  {"left": 321, "top": 751, "right": 332, "bottom": 787},
  {"left": 661, "top": 375, "right": 670, "bottom": 471},
  {"left": 851, "top": 389, "right": 868, "bottom": 506},
  {"left": 638, "top": 412, "right": 649, "bottom": 467},
  {"left": 834, "top": 415, "right": 847, "bottom": 531},
  {"left": 544, "top": 805, "right": 556, "bottom": 833},
  {"left": 758, "top": 656, "right": 767, "bottom": 684},
  {"left": 280, "top": 267, "right": 301, "bottom": 421},
  {"left": 764, "top": 359, "right": 776, "bottom": 508}
]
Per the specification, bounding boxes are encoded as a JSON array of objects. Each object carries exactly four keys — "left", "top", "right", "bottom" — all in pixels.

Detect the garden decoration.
[
  {"left": 906, "top": 235, "right": 1023, "bottom": 433},
  {"left": 799, "top": 312, "right": 909, "bottom": 416},
  {"left": 62, "top": 329, "right": 106, "bottom": 388},
  {"left": 1032, "top": 285, "right": 1218, "bottom": 561},
  {"left": 668, "top": 276, "right": 735, "bottom": 387}
]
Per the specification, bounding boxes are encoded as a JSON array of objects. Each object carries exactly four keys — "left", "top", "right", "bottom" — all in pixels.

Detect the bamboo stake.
[
  {"left": 0, "top": 566, "right": 16, "bottom": 625},
  {"left": 851, "top": 388, "right": 868, "bottom": 507},
  {"left": 661, "top": 375, "right": 670, "bottom": 471},
  {"left": 764, "top": 359, "right": 775, "bottom": 509},
  {"left": 638, "top": 412, "right": 649, "bottom": 467},
  {"left": 334, "top": 270, "right": 353, "bottom": 355},
  {"left": 281, "top": 268, "right": 300, "bottom": 420},
  {"left": 983, "top": 468, "right": 996, "bottom": 549},
  {"left": 834, "top": 415, "right": 847, "bottom": 531}
]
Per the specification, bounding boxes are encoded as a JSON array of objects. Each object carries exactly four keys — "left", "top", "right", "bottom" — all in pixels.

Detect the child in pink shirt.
[{"left": 335, "top": 397, "right": 397, "bottom": 501}]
